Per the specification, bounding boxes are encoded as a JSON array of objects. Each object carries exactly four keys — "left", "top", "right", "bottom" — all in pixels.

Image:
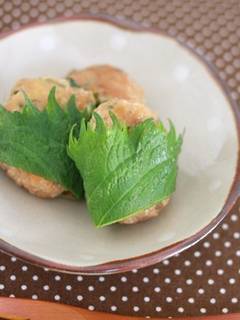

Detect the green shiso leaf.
[
  {"left": 0, "top": 87, "right": 85, "bottom": 198},
  {"left": 68, "top": 113, "right": 183, "bottom": 226}
]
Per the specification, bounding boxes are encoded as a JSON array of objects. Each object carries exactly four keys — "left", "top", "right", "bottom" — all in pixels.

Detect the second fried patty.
[
  {"left": 93, "top": 98, "right": 170, "bottom": 224},
  {"left": 2, "top": 77, "right": 95, "bottom": 199}
]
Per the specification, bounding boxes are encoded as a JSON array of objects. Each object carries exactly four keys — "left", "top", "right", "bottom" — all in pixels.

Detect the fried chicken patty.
[
  {"left": 5, "top": 77, "right": 95, "bottom": 112},
  {"left": 94, "top": 98, "right": 170, "bottom": 224},
  {"left": 0, "top": 164, "right": 64, "bottom": 198},
  {"left": 67, "top": 64, "right": 145, "bottom": 103},
  {"left": 2, "top": 77, "right": 95, "bottom": 198}
]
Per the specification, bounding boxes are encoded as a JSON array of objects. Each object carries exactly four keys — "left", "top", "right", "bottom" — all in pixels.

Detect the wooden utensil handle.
[
  {"left": 0, "top": 297, "right": 239, "bottom": 320},
  {"left": 0, "top": 313, "right": 29, "bottom": 320}
]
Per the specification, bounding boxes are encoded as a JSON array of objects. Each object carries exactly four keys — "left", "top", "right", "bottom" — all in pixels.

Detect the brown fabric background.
[{"left": 0, "top": 0, "right": 239, "bottom": 317}]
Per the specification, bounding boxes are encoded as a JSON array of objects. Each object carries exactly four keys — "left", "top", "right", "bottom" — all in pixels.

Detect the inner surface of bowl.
[{"left": 0, "top": 20, "right": 238, "bottom": 270}]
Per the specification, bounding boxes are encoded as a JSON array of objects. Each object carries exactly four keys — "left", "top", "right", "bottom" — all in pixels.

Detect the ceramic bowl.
[{"left": 0, "top": 17, "right": 239, "bottom": 274}]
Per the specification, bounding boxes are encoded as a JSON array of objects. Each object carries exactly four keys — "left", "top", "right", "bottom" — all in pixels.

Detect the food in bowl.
[
  {"left": 0, "top": 65, "right": 182, "bottom": 226},
  {"left": 1, "top": 77, "right": 95, "bottom": 198},
  {"left": 67, "top": 64, "right": 145, "bottom": 103}
]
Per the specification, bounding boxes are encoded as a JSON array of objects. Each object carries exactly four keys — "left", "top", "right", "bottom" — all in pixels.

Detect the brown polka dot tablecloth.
[{"left": 0, "top": 0, "right": 240, "bottom": 318}]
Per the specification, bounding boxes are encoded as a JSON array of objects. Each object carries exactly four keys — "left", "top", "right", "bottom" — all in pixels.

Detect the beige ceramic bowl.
[{"left": 0, "top": 18, "right": 239, "bottom": 274}]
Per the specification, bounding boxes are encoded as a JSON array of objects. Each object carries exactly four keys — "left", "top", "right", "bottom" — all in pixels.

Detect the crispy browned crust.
[
  {"left": 67, "top": 64, "right": 145, "bottom": 103},
  {"left": 120, "top": 198, "right": 170, "bottom": 224},
  {"left": 93, "top": 98, "right": 156, "bottom": 126},
  {"left": 94, "top": 98, "right": 170, "bottom": 224},
  {"left": 5, "top": 77, "right": 95, "bottom": 112},
  {"left": 2, "top": 77, "right": 95, "bottom": 198},
  {"left": 0, "top": 164, "right": 64, "bottom": 198}
]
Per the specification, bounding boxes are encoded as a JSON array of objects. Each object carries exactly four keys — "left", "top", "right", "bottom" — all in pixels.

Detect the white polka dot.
[
  {"left": 144, "top": 296, "right": 150, "bottom": 302},
  {"left": 213, "top": 232, "right": 220, "bottom": 239},
  {"left": 66, "top": 285, "right": 72, "bottom": 291},
  {"left": 32, "top": 275, "right": 39, "bottom": 281},
  {"left": 44, "top": 268, "right": 49, "bottom": 272},
  {"left": 10, "top": 275, "right": 16, "bottom": 281},
  {"left": 55, "top": 275, "right": 61, "bottom": 281},
  {"left": 110, "top": 286, "right": 117, "bottom": 292},
  {"left": 222, "top": 308, "right": 229, "bottom": 314},
  {"left": 198, "top": 288, "right": 205, "bottom": 294},
  {"left": 194, "top": 251, "right": 201, "bottom": 257},
  {"left": 143, "top": 277, "right": 149, "bottom": 283},
  {"left": 0, "top": 284, "right": 5, "bottom": 290},
  {"left": 227, "top": 259, "right": 233, "bottom": 266},
  {"left": 176, "top": 288, "right": 183, "bottom": 294},
  {"left": 153, "top": 268, "right": 160, "bottom": 274},
  {"left": 88, "top": 285, "right": 95, "bottom": 292},
  {"left": 11, "top": 257, "right": 17, "bottom": 262},
  {"left": 231, "top": 297, "right": 238, "bottom": 303},
  {"left": 132, "top": 269, "right": 138, "bottom": 273},
  {"left": 229, "top": 278, "right": 236, "bottom": 284},
  {"left": 217, "top": 269, "right": 224, "bottom": 275},
  {"left": 43, "top": 285, "right": 49, "bottom": 291},
  {"left": 178, "top": 307, "right": 184, "bottom": 313},
  {"left": 155, "top": 306, "right": 162, "bottom": 312},
  {"left": 163, "top": 259, "right": 170, "bottom": 265},
  {"left": 224, "top": 241, "right": 231, "bottom": 248},
  {"left": 208, "top": 279, "right": 215, "bottom": 285},
  {"left": 196, "top": 269, "right": 203, "bottom": 276},
  {"left": 205, "top": 260, "right": 212, "bottom": 266},
  {"left": 98, "top": 275, "right": 106, "bottom": 282},
  {"left": 188, "top": 297, "right": 195, "bottom": 303},
  {"left": 186, "top": 279, "right": 193, "bottom": 285},
  {"left": 99, "top": 296, "right": 106, "bottom": 302},
  {"left": 166, "top": 297, "right": 173, "bottom": 303},
  {"left": 154, "top": 286, "right": 161, "bottom": 293},
  {"left": 0, "top": 266, "right": 6, "bottom": 271},
  {"left": 88, "top": 305, "right": 95, "bottom": 311},
  {"left": 200, "top": 308, "right": 207, "bottom": 313},
  {"left": 133, "top": 306, "right": 139, "bottom": 312},
  {"left": 22, "top": 265, "right": 28, "bottom": 271},
  {"left": 231, "top": 214, "right": 238, "bottom": 221},
  {"left": 32, "top": 294, "right": 38, "bottom": 300},
  {"left": 210, "top": 298, "right": 216, "bottom": 304},
  {"left": 164, "top": 277, "right": 171, "bottom": 284},
  {"left": 203, "top": 241, "right": 210, "bottom": 248},
  {"left": 3, "top": 13, "right": 11, "bottom": 24},
  {"left": 215, "top": 250, "right": 222, "bottom": 257},
  {"left": 220, "top": 288, "right": 226, "bottom": 294},
  {"left": 9, "top": 294, "right": 15, "bottom": 298},
  {"left": 184, "top": 260, "right": 191, "bottom": 266},
  {"left": 111, "top": 305, "right": 117, "bottom": 312},
  {"left": 132, "top": 286, "right": 139, "bottom": 292},
  {"left": 121, "top": 296, "right": 128, "bottom": 302},
  {"left": 222, "top": 223, "right": 229, "bottom": 230},
  {"left": 121, "top": 276, "right": 127, "bottom": 282},
  {"left": 77, "top": 276, "right": 83, "bottom": 282},
  {"left": 21, "top": 285, "right": 27, "bottom": 291},
  {"left": 233, "top": 232, "right": 240, "bottom": 239},
  {"left": 77, "top": 295, "right": 83, "bottom": 301},
  {"left": 236, "top": 250, "right": 240, "bottom": 257}
]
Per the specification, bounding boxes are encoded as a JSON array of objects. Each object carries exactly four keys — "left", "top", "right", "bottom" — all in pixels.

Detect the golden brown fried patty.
[
  {"left": 2, "top": 77, "right": 95, "bottom": 198},
  {"left": 94, "top": 98, "right": 170, "bottom": 224},
  {"left": 0, "top": 164, "right": 64, "bottom": 198},
  {"left": 5, "top": 77, "right": 95, "bottom": 112},
  {"left": 67, "top": 64, "right": 145, "bottom": 103}
]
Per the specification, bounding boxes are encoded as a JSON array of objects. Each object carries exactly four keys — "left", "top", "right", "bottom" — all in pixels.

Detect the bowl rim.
[{"left": 0, "top": 14, "right": 239, "bottom": 275}]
